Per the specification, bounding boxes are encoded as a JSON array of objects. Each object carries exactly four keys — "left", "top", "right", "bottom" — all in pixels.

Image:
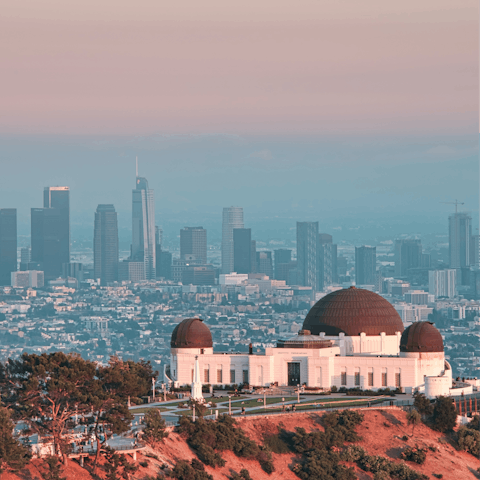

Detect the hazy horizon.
[{"left": 1, "top": 0, "right": 478, "bottom": 248}]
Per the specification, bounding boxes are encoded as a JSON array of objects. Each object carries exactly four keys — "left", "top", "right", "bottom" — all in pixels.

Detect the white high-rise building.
[
  {"left": 429, "top": 269, "right": 456, "bottom": 299},
  {"left": 131, "top": 160, "right": 156, "bottom": 280},
  {"left": 11, "top": 270, "right": 44, "bottom": 288},
  {"left": 221, "top": 207, "right": 244, "bottom": 274}
]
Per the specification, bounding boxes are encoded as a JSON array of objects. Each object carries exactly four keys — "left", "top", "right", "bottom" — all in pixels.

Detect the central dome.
[
  {"left": 303, "top": 287, "right": 404, "bottom": 336},
  {"left": 171, "top": 318, "right": 213, "bottom": 349}
]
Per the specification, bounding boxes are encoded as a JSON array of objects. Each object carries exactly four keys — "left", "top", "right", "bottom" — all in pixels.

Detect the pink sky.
[{"left": 1, "top": 0, "right": 478, "bottom": 135}]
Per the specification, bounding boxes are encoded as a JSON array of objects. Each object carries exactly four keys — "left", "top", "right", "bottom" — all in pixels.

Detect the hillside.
[{"left": 4, "top": 409, "right": 480, "bottom": 480}]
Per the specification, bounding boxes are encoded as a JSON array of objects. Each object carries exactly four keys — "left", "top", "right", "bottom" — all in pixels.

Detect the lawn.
[
  {"left": 129, "top": 406, "right": 173, "bottom": 414},
  {"left": 178, "top": 407, "right": 232, "bottom": 417},
  {"left": 246, "top": 397, "right": 386, "bottom": 415},
  {"left": 228, "top": 396, "right": 298, "bottom": 408}
]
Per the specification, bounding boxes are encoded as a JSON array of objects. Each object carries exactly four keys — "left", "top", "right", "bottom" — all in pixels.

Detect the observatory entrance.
[{"left": 287, "top": 362, "right": 300, "bottom": 386}]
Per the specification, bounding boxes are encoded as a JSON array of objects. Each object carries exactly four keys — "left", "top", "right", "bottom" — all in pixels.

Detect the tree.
[
  {"left": 86, "top": 362, "right": 134, "bottom": 474},
  {"left": 102, "top": 446, "right": 138, "bottom": 480},
  {"left": 42, "top": 456, "right": 66, "bottom": 480},
  {"left": 432, "top": 396, "right": 457, "bottom": 432},
  {"left": 406, "top": 410, "right": 421, "bottom": 436},
  {"left": 6, "top": 352, "right": 96, "bottom": 464},
  {"left": 413, "top": 394, "right": 433, "bottom": 418},
  {"left": 0, "top": 407, "right": 31, "bottom": 478},
  {"left": 143, "top": 409, "right": 168, "bottom": 446},
  {"left": 102, "top": 357, "right": 158, "bottom": 400}
]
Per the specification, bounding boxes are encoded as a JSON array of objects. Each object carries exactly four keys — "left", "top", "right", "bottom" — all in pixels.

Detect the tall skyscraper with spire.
[{"left": 131, "top": 158, "right": 156, "bottom": 280}]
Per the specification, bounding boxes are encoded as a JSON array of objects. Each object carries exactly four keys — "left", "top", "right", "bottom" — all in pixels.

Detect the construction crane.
[{"left": 441, "top": 200, "right": 464, "bottom": 215}]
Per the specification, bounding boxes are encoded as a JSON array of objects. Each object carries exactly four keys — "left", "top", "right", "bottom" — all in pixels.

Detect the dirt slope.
[{"left": 4, "top": 409, "right": 480, "bottom": 480}]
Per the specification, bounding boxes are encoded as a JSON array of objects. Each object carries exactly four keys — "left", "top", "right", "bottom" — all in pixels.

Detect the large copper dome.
[
  {"left": 171, "top": 318, "right": 213, "bottom": 348},
  {"left": 400, "top": 321, "right": 443, "bottom": 353},
  {"left": 303, "top": 287, "right": 404, "bottom": 336}
]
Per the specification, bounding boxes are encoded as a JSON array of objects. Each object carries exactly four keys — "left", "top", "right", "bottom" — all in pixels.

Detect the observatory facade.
[{"left": 166, "top": 287, "right": 458, "bottom": 398}]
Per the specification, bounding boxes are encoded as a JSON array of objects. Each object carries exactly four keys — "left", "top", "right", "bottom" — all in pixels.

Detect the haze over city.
[{"left": 0, "top": 2, "right": 480, "bottom": 479}]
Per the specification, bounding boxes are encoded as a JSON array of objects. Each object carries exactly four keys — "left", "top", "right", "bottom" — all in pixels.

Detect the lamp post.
[
  {"left": 229, "top": 395, "right": 232, "bottom": 415},
  {"left": 152, "top": 377, "right": 156, "bottom": 402},
  {"left": 264, "top": 391, "right": 266, "bottom": 410},
  {"left": 297, "top": 384, "right": 300, "bottom": 404}
]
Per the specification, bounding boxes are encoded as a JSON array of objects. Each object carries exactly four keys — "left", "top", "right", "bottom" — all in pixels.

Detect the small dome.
[
  {"left": 400, "top": 321, "right": 443, "bottom": 353},
  {"left": 171, "top": 318, "right": 213, "bottom": 349},
  {"left": 303, "top": 287, "right": 404, "bottom": 336}
]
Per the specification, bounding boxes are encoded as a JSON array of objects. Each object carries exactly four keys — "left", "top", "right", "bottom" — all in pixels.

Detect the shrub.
[
  {"left": 292, "top": 450, "right": 356, "bottom": 480},
  {"left": 330, "top": 385, "right": 338, "bottom": 393},
  {"left": 179, "top": 415, "right": 272, "bottom": 470},
  {"left": 170, "top": 460, "right": 213, "bottom": 480},
  {"left": 341, "top": 445, "right": 428, "bottom": 480},
  {"left": 42, "top": 457, "right": 66, "bottom": 480},
  {"left": 196, "top": 444, "right": 225, "bottom": 468},
  {"left": 340, "top": 445, "right": 367, "bottom": 463},
  {"left": 230, "top": 469, "right": 253, "bottom": 480},
  {"left": 264, "top": 434, "right": 291, "bottom": 454},
  {"left": 406, "top": 409, "right": 421, "bottom": 436},
  {"left": 467, "top": 415, "right": 480, "bottom": 431},
  {"left": 433, "top": 475, "right": 443, "bottom": 479},
  {"left": 400, "top": 445, "right": 427, "bottom": 464},
  {"left": 145, "top": 452, "right": 159, "bottom": 460},
  {"left": 432, "top": 396, "right": 457, "bottom": 432},
  {"left": 373, "top": 472, "right": 390, "bottom": 480},
  {"left": 291, "top": 427, "right": 327, "bottom": 453},
  {"left": 139, "top": 460, "right": 148, "bottom": 467},
  {"left": 402, "top": 435, "right": 409, "bottom": 442},
  {"left": 457, "top": 426, "right": 480, "bottom": 457},
  {"left": 191, "top": 459, "right": 205, "bottom": 471},
  {"left": 413, "top": 393, "right": 433, "bottom": 417}
]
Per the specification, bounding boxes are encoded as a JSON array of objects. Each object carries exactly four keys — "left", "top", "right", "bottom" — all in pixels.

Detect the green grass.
[
  {"left": 246, "top": 398, "right": 386, "bottom": 415},
  {"left": 178, "top": 407, "right": 232, "bottom": 417},
  {"left": 129, "top": 406, "right": 173, "bottom": 414},
  {"left": 228, "top": 396, "right": 298, "bottom": 408}
]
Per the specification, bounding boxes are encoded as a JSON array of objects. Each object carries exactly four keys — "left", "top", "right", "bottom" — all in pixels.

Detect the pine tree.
[
  {"left": 102, "top": 446, "right": 138, "bottom": 480},
  {"left": 0, "top": 407, "right": 31, "bottom": 478},
  {"left": 432, "top": 396, "right": 457, "bottom": 432},
  {"left": 42, "top": 456, "right": 67, "bottom": 480},
  {"left": 143, "top": 409, "right": 168, "bottom": 447}
]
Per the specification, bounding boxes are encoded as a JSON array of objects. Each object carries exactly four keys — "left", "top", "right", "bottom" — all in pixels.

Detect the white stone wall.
[
  {"left": 170, "top": 340, "right": 448, "bottom": 393},
  {"left": 425, "top": 375, "right": 451, "bottom": 398},
  {"left": 317, "top": 332, "right": 401, "bottom": 356}
]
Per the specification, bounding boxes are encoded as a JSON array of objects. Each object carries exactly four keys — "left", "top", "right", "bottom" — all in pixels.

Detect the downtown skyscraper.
[
  {"left": 131, "top": 164, "right": 156, "bottom": 280},
  {"left": 221, "top": 206, "right": 244, "bottom": 274},
  {"left": 31, "top": 187, "right": 70, "bottom": 280},
  {"left": 94, "top": 204, "right": 119, "bottom": 285},
  {"left": 297, "top": 221, "right": 319, "bottom": 289},
  {"left": 449, "top": 212, "right": 472, "bottom": 268},
  {"left": 180, "top": 227, "right": 207, "bottom": 264},
  {"left": 0, "top": 209, "right": 17, "bottom": 286},
  {"left": 355, "top": 246, "right": 376, "bottom": 286}
]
